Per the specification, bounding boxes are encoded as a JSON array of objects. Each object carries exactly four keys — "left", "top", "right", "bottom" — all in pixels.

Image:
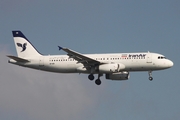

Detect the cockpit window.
[{"left": 158, "top": 56, "right": 166, "bottom": 59}]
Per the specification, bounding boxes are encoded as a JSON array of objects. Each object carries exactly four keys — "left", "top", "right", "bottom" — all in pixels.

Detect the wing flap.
[{"left": 59, "top": 46, "right": 101, "bottom": 66}]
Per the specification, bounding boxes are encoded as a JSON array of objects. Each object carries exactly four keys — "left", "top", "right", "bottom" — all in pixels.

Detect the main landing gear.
[
  {"left": 88, "top": 74, "right": 102, "bottom": 85},
  {"left": 148, "top": 71, "right": 153, "bottom": 81},
  {"left": 88, "top": 74, "right": 94, "bottom": 80}
]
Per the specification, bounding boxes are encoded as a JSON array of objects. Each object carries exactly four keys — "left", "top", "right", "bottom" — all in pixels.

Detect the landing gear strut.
[
  {"left": 95, "top": 74, "right": 103, "bottom": 85},
  {"left": 148, "top": 71, "right": 153, "bottom": 81}
]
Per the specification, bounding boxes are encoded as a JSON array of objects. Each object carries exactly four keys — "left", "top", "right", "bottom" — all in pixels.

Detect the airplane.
[{"left": 7, "top": 31, "right": 173, "bottom": 85}]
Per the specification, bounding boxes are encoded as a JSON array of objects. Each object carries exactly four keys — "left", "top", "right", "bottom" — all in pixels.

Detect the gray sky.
[{"left": 0, "top": 0, "right": 180, "bottom": 120}]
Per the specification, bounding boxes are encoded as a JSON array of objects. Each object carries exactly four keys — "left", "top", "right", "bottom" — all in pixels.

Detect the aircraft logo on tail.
[{"left": 17, "top": 43, "right": 27, "bottom": 52}]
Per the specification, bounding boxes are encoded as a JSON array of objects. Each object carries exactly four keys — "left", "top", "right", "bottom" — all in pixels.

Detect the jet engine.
[
  {"left": 105, "top": 72, "right": 130, "bottom": 80},
  {"left": 98, "top": 63, "right": 125, "bottom": 73},
  {"left": 98, "top": 63, "right": 119, "bottom": 73}
]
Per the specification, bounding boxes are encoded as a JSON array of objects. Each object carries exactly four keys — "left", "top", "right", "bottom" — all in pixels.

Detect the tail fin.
[{"left": 12, "top": 31, "right": 42, "bottom": 58}]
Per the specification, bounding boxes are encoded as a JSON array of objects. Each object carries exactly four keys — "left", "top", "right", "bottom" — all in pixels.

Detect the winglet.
[{"left": 58, "top": 46, "right": 63, "bottom": 50}]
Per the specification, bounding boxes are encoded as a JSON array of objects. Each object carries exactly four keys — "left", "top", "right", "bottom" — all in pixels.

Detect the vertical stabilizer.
[{"left": 12, "top": 31, "right": 42, "bottom": 58}]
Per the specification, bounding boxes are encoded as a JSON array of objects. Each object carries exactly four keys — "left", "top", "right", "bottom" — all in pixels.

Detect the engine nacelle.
[
  {"left": 106, "top": 72, "right": 130, "bottom": 80},
  {"left": 98, "top": 63, "right": 125, "bottom": 73},
  {"left": 98, "top": 63, "right": 119, "bottom": 73}
]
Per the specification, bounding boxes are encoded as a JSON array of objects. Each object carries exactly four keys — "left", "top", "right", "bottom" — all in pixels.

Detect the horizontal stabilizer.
[{"left": 7, "top": 55, "right": 29, "bottom": 62}]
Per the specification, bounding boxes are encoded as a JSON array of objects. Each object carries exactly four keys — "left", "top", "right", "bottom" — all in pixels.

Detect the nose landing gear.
[{"left": 148, "top": 71, "right": 153, "bottom": 81}]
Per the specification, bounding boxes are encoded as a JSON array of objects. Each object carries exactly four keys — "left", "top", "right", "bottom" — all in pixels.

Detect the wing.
[
  {"left": 58, "top": 46, "right": 101, "bottom": 67},
  {"left": 17, "top": 43, "right": 22, "bottom": 47}
]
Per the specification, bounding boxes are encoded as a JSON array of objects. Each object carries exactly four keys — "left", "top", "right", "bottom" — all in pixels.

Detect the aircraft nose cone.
[{"left": 169, "top": 60, "right": 174, "bottom": 67}]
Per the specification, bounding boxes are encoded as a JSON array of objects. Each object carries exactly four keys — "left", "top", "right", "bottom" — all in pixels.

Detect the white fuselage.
[
  {"left": 9, "top": 52, "right": 173, "bottom": 74},
  {"left": 8, "top": 30, "right": 174, "bottom": 85}
]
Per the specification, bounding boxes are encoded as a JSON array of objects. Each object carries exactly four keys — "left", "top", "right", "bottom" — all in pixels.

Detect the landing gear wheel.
[
  {"left": 95, "top": 79, "right": 101, "bottom": 85},
  {"left": 88, "top": 74, "right": 94, "bottom": 81},
  {"left": 148, "top": 71, "right": 153, "bottom": 81},
  {"left": 149, "top": 77, "right": 153, "bottom": 81}
]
